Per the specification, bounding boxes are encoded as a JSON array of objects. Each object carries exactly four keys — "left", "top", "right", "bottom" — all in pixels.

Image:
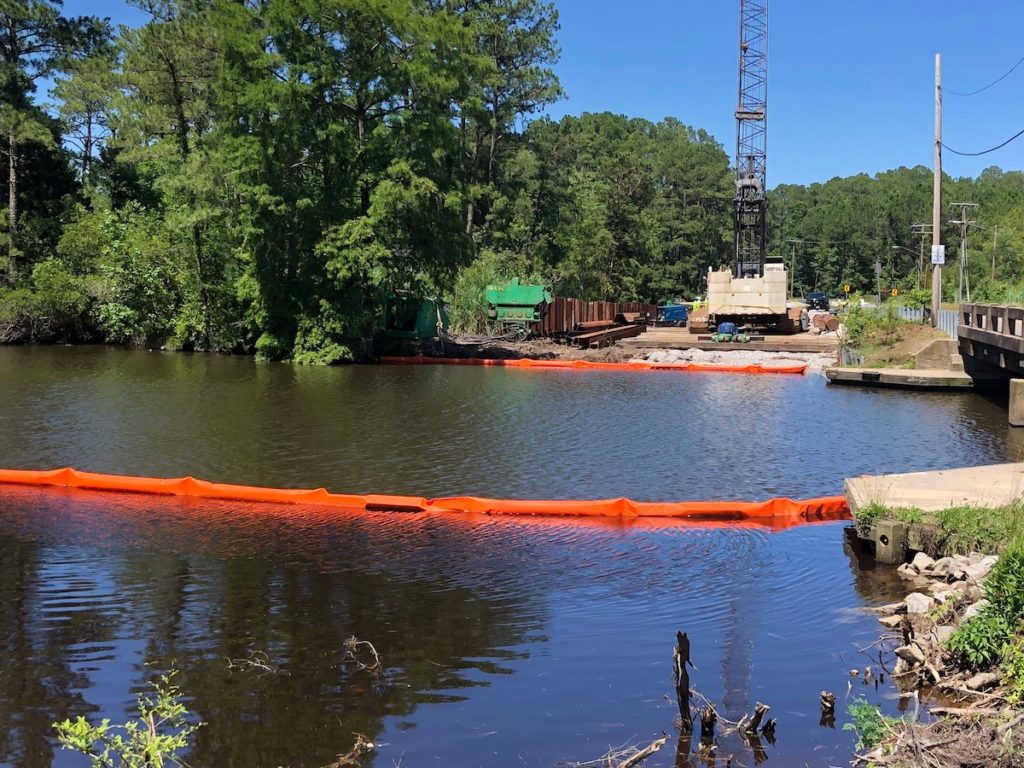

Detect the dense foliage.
[
  {"left": 2, "top": 0, "right": 1023, "bottom": 360},
  {"left": 771, "top": 166, "right": 1024, "bottom": 301},
  {"left": 948, "top": 540, "right": 1024, "bottom": 678}
]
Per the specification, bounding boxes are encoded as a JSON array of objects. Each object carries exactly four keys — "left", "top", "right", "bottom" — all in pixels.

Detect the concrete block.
[
  {"left": 914, "top": 338, "right": 959, "bottom": 370},
  {"left": 875, "top": 520, "right": 908, "bottom": 564},
  {"left": 1011, "top": 379, "right": 1024, "bottom": 427}
]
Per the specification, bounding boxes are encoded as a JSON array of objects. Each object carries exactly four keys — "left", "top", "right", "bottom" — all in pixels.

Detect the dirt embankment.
[{"left": 848, "top": 321, "right": 950, "bottom": 369}]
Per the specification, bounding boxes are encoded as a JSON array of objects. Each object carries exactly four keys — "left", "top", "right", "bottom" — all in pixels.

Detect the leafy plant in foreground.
[
  {"left": 947, "top": 612, "right": 1014, "bottom": 670},
  {"left": 53, "top": 671, "right": 203, "bottom": 768},
  {"left": 844, "top": 697, "right": 893, "bottom": 752}
]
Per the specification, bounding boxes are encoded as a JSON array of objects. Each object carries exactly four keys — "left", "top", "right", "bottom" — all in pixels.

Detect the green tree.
[
  {"left": 114, "top": 0, "right": 221, "bottom": 349},
  {"left": 0, "top": 0, "right": 107, "bottom": 279}
]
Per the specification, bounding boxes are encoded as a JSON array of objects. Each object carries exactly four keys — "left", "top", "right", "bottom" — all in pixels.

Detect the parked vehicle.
[{"left": 806, "top": 291, "right": 829, "bottom": 311}]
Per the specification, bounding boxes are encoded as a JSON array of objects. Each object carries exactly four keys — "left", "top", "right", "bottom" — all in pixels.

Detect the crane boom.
[
  {"left": 707, "top": 0, "right": 791, "bottom": 331},
  {"left": 733, "top": 0, "right": 768, "bottom": 278}
]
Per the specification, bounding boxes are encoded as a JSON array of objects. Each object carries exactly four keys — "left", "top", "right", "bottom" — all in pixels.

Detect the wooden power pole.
[{"left": 931, "top": 54, "right": 943, "bottom": 327}]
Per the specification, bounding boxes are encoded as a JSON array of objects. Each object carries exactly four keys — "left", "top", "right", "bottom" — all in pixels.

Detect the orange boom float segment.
[
  {"left": 0, "top": 467, "right": 848, "bottom": 524},
  {"left": 378, "top": 356, "right": 807, "bottom": 375}
]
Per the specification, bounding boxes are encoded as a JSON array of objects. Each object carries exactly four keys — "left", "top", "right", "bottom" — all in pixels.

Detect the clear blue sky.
[{"left": 63, "top": 0, "right": 1024, "bottom": 187}]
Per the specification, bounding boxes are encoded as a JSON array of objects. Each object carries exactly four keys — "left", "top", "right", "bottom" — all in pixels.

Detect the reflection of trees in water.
[
  {"left": 0, "top": 540, "right": 102, "bottom": 768},
  {"left": 0, "top": 504, "right": 548, "bottom": 768}
]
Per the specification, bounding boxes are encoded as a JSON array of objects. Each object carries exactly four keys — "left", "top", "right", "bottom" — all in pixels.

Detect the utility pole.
[
  {"left": 785, "top": 239, "right": 802, "bottom": 297},
  {"left": 911, "top": 223, "right": 932, "bottom": 290},
  {"left": 992, "top": 224, "right": 998, "bottom": 282},
  {"left": 931, "top": 54, "right": 943, "bottom": 327},
  {"left": 948, "top": 202, "right": 978, "bottom": 303}
]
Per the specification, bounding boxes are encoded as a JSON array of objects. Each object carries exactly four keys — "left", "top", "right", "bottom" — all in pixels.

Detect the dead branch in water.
[
  {"left": 225, "top": 650, "right": 283, "bottom": 676},
  {"left": 343, "top": 636, "right": 383, "bottom": 676},
  {"left": 320, "top": 733, "right": 376, "bottom": 768},
  {"left": 561, "top": 736, "right": 667, "bottom": 768}
]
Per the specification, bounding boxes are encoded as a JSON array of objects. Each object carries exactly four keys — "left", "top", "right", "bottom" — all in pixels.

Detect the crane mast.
[
  {"left": 707, "top": 0, "right": 790, "bottom": 331},
  {"left": 733, "top": 0, "right": 768, "bottom": 278}
]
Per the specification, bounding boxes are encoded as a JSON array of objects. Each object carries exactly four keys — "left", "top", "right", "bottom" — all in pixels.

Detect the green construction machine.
[
  {"left": 485, "top": 279, "right": 552, "bottom": 331},
  {"left": 375, "top": 294, "right": 448, "bottom": 355}
]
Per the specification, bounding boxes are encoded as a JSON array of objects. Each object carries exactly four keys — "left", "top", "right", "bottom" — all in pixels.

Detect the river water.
[{"left": 0, "top": 347, "right": 1015, "bottom": 768}]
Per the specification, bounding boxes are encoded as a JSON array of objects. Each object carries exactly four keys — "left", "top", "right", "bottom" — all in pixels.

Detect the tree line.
[{"left": 2, "top": 0, "right": 1022, "bottom": 360}]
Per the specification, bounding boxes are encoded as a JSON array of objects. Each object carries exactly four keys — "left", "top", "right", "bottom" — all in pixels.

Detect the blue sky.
[{"left": 62, "top": 0, "right": 1024, "bottom": 187}]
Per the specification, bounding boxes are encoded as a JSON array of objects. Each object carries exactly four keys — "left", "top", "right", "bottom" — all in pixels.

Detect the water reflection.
[{"left": 0, "top": 491, "right": 547, "bottom": 768}]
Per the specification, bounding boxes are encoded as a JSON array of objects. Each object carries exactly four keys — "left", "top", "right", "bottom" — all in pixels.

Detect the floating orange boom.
[{"left": 0, "top": 467, "right": 847, "bottom": 523}]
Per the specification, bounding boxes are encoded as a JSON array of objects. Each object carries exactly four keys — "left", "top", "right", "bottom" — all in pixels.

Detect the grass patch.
[
  {"left": 853, "top": 501, "right": 1024, "bottom": 556},
  {"left": 854, "top": 502, "right": 925, "bottom": 537}
]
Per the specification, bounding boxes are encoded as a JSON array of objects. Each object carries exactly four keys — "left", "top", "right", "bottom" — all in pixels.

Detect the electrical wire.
[
  {"left": 942, "top": 126, "right": 1024, "bottom": 156},
  {"left": 946, "top": 54, "right": 1024, "bottom": 96}
]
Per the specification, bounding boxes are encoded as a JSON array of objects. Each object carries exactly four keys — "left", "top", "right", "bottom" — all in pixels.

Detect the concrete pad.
[
  {"left": 825, "top": 367, "right": 974, "bottom": 389},
  {"left": 845, "top": 462, "right": 1024, "bottom": 515}
]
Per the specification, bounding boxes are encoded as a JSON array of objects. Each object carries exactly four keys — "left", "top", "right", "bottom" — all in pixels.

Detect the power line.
[
  {"left": 946, "top": 54, "right": 1024, "bottom": 96},
  {"left": 942, "top": 126, "right": 1024, "bottom": 156}
]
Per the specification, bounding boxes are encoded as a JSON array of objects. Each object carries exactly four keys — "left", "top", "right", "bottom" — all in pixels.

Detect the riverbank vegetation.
[
  {"left": 4, "top": 1, "right": 1024, "bottom": 362},
  {"left": 839, "top": 300, "right": 949, "bottom": 368},
  {"left": 855, "top": 500, "right": 1024, "bottom": 556},
  {"left": 853, "top": 502, "right": 1024, "bottom": 766}
]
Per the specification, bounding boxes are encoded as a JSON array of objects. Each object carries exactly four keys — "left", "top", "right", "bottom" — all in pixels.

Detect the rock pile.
[
  {"left": 875, "top": 551, "right": 999, "bottom": 691},
  {"left": 640, "top": 348, "right": 836, "bottom": 373}
]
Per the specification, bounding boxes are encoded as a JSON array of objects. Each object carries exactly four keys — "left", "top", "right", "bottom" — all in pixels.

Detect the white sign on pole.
[{"left": 931, "top": 245, "right": 946, "bottom": 265}]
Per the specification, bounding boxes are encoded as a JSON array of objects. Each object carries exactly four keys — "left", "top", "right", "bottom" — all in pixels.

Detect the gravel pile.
[{"left": 637, "top": 347, "right": 836, "bottom": 374}]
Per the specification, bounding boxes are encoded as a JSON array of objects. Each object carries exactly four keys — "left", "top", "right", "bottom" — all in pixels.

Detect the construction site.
[{"left": 405, "top": 0, "right": 847, "bottom": 369}]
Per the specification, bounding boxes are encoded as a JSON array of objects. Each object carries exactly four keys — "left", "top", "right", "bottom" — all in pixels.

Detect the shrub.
[
  {"left": 841, "top": 299, "right": 906, "bottom": 349},
  {"left": 448, "top": 250, "right": 508, "bottom": 334},
  {"left": 95, "top": 207, "right": 183, "bottom": 346},
  {"left": 1002, "top": 636, "right": 1024, "bottom": 704},
  {"left": 947, "top": 612, "right": 1014, "bottom": 669},
  {"left": 982, "top": 539, "right": 1024, "bottom": 625},
  {"left": 844, "top": 698, "right": 893, "bottom": 751},
  {"left": 291, "top": 298, "right": 367, "bottom": 365},
  {"left": 0, "top": 260, "right": 91, "bottom": 343},
  {"left": 897, "top": 288, "right": 931, "bottom": 311},
  {"left": 946, "top": 541, "right": 1024, "bottom": 669},
  {"left": 53, "top": 671, "right": 203, "bottom": 768}
]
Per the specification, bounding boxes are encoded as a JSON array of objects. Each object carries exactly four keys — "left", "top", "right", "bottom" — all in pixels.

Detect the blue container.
[
  {"left": 717, "top": 321, "right": 739, "bottom": 336},
  {"left": 658, "top": 304, "right": 689, "bottom": 325}
]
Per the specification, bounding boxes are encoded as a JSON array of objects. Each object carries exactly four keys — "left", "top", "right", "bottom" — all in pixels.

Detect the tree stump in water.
[
  {"left": 673, "top": 631, "right": 693, "bottom": 732},
  {"left": 820, "top": 690, "right": 836, "bottom": 728},
  {"left": 699, "top": 704, "right": 717, "bottom": 741},
  {"left": 744, "top": 702, "right": 770, "bottom": 734}
]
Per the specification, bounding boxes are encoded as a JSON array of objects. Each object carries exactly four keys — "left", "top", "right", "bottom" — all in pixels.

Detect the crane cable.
[{"left": 946, "top": 54, "right": 1024, "bottom": 96}]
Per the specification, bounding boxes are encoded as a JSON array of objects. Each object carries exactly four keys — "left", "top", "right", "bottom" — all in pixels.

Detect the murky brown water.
[{"left": 0, "top": 347, "right": 1015, "bottom": 767}]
